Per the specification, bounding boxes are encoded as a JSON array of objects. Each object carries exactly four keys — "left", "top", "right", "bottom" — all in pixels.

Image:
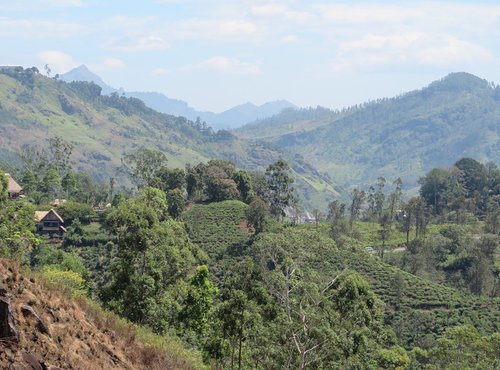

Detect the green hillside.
[
  {"left": 0, "top": 67, "right": 338, "bottom": 209},
  {"left": 237, "top": 72, "right": 500, "bottom": 189},
  {"left": 329, "top": 243, "right": 499, "bottom": 347},
  {"left": 183, "top": 201, "right": 499, "bottom": 350},
  {"left": 250, "top": 225, "right": 499, "bottom": 349}
]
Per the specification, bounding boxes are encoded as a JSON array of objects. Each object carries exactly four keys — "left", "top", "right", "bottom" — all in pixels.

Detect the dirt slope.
[{"left": 0, "top": 259, "right": 199, "bottom": 370}]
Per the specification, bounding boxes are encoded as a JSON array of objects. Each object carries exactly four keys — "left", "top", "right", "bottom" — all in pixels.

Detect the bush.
[
  {"left": 57, "top": 200, "right": 95, "bottom": 225},
  {"left": 41, "top": 266, "right": 86, "bottom": 297}
]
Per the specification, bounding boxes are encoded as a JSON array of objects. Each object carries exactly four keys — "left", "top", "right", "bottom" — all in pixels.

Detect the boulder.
[
  {"left": 0, "top": 297, "right": 19, "bottom": 342},
  {"left": 21, "top": 305, "right": 49, "bottom": 335}
]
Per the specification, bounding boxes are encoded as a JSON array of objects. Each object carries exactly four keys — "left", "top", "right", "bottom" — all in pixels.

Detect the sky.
[{"left": 1, "top": 0, "right": 500, "bottom": 112}]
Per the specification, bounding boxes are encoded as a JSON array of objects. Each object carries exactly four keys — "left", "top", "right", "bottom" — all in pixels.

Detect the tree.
[
  {"left": 378, "top": 211, "right": 392, "bottom": 258},
  {"left": 424, "top": 326, "right": 500, "bottom": 369},
  {"left": 41, "top": 167, "right": 61, "bottom": 199},
  {"left": 61, "top": 171, "right": 77, "bottom": 197},
  {"left": 158, "top": 167, "right": 186, "bottom": 192},
  {"left": 246, "top": 197, "right": 269, "bottom": 234},
  {"left": 206, "top": 165, "right": 240, "bottom": 202},
  {"left": 122, "top": 147, "right": 169, "bottom": 188},
  {"left": 44, "top": 63, "right": 51, "bottom": 77},
  {"left": 388, "top": 178, "right": 403, "bottom": 221},
  {"left": 233, "top": 170, "right": 253, "bottom": 203},
  {"left": 374, "top": 176, "right": 386, "bottom": 218},
  {"left": 20, "top": 170, "right": 37, "bottom": 194},
  {"left": 179, "top": 265, "right": 218, "bottom": 339},
  {"left": 327, "top": 200, "right": 348, "bottom": 245},
  {"left": 455, "top": 157, "right": 487, "bottom": 195},
  {"left": 48, "top": 136, "right": 74, "bottom": 176},
  {"left": 349, "top": 188, "right": 365, "bottom": 228},
  {"left": 419, "top": 168, "right": 453, "bottom": 214},
  {"left": 0, "top": 171, "right": 7, "bottom": 204},
  {"left": 166, "top": 188, "right": 185, "bottom": 219},
  {"left": 186, "top": 163, "right": 207, "bottom": 200},
  {"left": 102, "top": 188, "right": 199, "bottom": 332},
  {"left": 265, "top": 159, "right": 295, "bottom": 220}
]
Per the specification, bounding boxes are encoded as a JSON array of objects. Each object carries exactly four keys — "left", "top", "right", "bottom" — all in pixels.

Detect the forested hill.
[
  {"left": 237, "top": 72, "right": 500, "bottom": 188},
  {"left": 0, "top": 67, "right": 337, "bottom": 208}
]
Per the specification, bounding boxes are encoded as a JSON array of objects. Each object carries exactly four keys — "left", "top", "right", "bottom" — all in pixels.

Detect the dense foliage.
[{"left": 1, "top": 131, "right": 499, "bottom": 368}]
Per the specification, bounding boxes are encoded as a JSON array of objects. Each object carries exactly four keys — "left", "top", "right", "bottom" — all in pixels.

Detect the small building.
[
  {"left": 35, "top": 209, "right": 66, "bottom": 237},
  {"left": 51, "top": 199, "right": 67, "bottom": 207},
  {"left": 4, "top": 173, "right": 23, "bottom": 200}
]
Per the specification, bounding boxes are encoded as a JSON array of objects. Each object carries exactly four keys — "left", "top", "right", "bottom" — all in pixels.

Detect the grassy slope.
[
  {"left": 332, "top": 247, "right": 499, "bottom": 347},
  {"left": 182, "top": 200, "right": 250, "bottom": 260},
  {"left": 0, "top": 258, "right": 205, "bottom": 369}
]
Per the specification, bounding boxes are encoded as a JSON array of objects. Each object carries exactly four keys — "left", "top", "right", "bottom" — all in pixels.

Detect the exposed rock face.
[{"left": 0, "top": 297, "right": 19, "bottom": 342}]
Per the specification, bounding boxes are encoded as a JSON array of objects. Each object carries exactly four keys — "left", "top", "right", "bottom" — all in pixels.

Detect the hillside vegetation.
[
  {"left": 237, "top": 72, "right": 500, "bottom": 189},
  {"left": 0, "top": 67, "right": 336, "bottom": 210}
]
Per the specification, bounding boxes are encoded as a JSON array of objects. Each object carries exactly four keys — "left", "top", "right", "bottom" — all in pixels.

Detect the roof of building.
[
  {"left": 4, "top": 173, "right": 22, "bottom": 193},
  {"left": 35, "top": 209, "right": 64, "bottom": 223}
]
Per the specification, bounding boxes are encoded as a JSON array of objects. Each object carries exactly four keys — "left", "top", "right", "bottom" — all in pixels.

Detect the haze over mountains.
[{"left": 60, "top": 65, "right": 296, "bottom": 130}]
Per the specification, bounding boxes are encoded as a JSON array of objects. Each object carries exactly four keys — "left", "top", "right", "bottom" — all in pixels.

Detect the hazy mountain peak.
[
  {"left": 61, "top": 65, "right": 115, "bottom": 94},
  {"left": 60, "top": 66, "right": 297, "bottom": 129},
  {"left": 428, "top": 72, "right": 491, "bottom": 92}
]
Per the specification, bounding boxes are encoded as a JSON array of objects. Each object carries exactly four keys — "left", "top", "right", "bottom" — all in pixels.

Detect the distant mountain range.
[{"left": 60, "top": 65, "right": 296, "bottom": 130}]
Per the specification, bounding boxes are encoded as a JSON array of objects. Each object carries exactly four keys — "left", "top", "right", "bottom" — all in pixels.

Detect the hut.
[
  {"left": 35, "top": 209, "right": 66, "bottom": 237},
  {"left": 4, "top": 173, "right": 23, "bottom": 200}
]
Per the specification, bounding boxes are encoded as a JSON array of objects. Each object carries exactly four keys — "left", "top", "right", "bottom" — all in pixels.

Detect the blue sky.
[{"left": 1, "top": 0, "right": 500, "bottom": 112}]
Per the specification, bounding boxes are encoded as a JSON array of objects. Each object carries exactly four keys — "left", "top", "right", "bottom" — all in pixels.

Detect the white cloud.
[
  {"left": 331, "top": 32, "right": 494, "bottom": 72},
  {"left": 183, "top": 57, "right": 261, "bottom": 75},
  {"left": 152, "top": 68, "right": 171, "bottom": 76},
  {"left": 316, "top": 4, "right": 419, "bottom": 24},
  {"left": 251, "top": 3, "right": 288, "bottom": 17},
  {"left": 37, "top": 50, "right": 79, "bottom": 74},
  {"left": 0, "top": 0, "right": 84, "bottom": 11},
  {"left": 105, "top": 35, "right": 168, "bottom": 52},
  {"left": 339, "top": 32, "right": 426, "bottom": 51},
  {"left": 218, "top": 20, "right": 259, "bottom": 37},
  {"left": 419, "top": 38, "right": 493, "bottom": 66},
  {"left": 0, "top": 17, "right": 82, "bottom": 38},
  {"left": 47, "top": 0, "right": 84, "bottom": 6},
  {"left": 90, "top": 57, "right": 126, "bottom": 72}
]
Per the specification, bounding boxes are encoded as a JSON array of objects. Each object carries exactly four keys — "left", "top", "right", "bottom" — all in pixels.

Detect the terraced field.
[{"left": 331, "top": 247, "right": 500, "bottom": 347}]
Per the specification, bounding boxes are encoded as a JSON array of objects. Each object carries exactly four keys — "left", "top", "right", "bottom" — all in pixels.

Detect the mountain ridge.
[
  {"left": 237, "top": 71, "right": 500, "bottom": 188},
  {"left": 60, "top": 65, "right": 297, "bottom": 130}
]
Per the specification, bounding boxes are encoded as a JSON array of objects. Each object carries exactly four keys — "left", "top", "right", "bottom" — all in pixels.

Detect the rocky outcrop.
[
  {"left": 0, "top": 297, "right": 19, "bottom": 342},
  {"left": 21, "top": 305, "right": 49, "bottom": 335}
]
